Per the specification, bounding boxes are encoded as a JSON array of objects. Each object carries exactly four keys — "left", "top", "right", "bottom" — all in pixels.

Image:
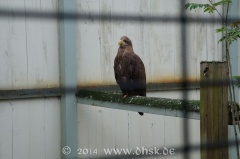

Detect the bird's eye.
[{"left": 123, "top": 40, "right": 127, "bottom": 42}]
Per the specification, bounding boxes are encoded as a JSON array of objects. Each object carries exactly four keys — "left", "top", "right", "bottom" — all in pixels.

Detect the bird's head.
[{"left": 118, "top": 36, "right": 132, "bottom": 48}]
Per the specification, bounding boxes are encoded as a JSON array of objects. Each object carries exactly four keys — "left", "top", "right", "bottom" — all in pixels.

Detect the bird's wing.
[
  {"left": 114, "top": 56, "right": 120, "bottom": 83},
  {"left": 128, "top": 53, "right": 146, "bottom": 93},
  {"left": 129, "top": 53, "right": 146, "bottom": 80}
]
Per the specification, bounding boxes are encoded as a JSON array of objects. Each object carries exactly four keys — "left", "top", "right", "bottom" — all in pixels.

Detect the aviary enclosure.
[{"left": 0, "top": 0, "right": 239, "bottom": 159}]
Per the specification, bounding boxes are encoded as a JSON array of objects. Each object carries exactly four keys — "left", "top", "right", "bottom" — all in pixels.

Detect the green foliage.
[
  {"left": 212, "top": 0, "right": 232, "bottom": 6},
  {"left": 184, "top": 3, "right": 214, "bottom": 13},
  {"left": 184, "top": 1, "right": 232, "bottom": 13},
  {"left": 233, "top": 76, "right": 240, "bottom": 86},
  {"left": 216, "top": 26, "right": 240, "bottom": 45},
  {"left": 185, "top": 0, "right": 239, "bottom": 45}
]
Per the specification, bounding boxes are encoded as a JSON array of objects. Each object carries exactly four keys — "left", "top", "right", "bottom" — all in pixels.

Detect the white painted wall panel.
[
  {"left": 0, "top": 102, "right": 13, "bottom": 159},
  {"left": 28, "top": 99, "right": 46, "bottom": 159},
  {"left": 147, "top": 89, "right": 200, "bottom": 100},
  {"left": 0, "top": 98, "right": 61, "bottom": 159},
  {"left": 77, "top": 105, "right": 90, "bottom": 158},
  {"left": 0, "top": 0, "right": 224, "bottom": 88},
  {"left": 76, "top": 0, "right": 223, "bottom": 86},
  {"left": 44, "top": 98, "right": 62, "bottom": 159},
  {"left": 128, "top": 112, "right": 141, "bottom": 149},
  {"left": 76, "top": 0, "right": 102, "bottom": 86},
  {"left": 151, "top": 114, "right": 165, "bottom": 159},
  {"left": 77, "top": 104, "right": 200, "bottom": 158},
  {"left": 115, "top": 110, "right": 129, "bottom": 149},
  {"left": 102, "top": 107, "right": 116, "bottom": 152},
  {"left": 0, "top": 0, "right": 59, "bottom": 90},
  {"left": 12, "top": 101, "right": 30, "bottom": 159}
]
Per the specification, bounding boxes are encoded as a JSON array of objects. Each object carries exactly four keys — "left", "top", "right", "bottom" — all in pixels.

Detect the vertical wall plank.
[
  {"left": 115, "top": 110, "right": 129, "bottom": 149},
  {"left": 177, "top": 118, "right": 200, "bottom": 159},
  {"left": 85, "top": 106, "right": 106, "bottom": 157},
  {"left": 76, "top": 0, "right": 102, "bottom": 86},
  {"left": 77, "top": 104, "right": 90, "bottom": 159},
  {"left": 128, "top": 112, "right": 141, "bottom": 149},
  {"left": 164, "top": 116, "right": 177, "bottom": 148},
  {"left": 0, "top": 99, "right": 61, "bottom": 159},
  {"left": 28, "top": 100, "right": 45, "bottom": 159},
  {"left": 77, "top": 105, "right": 201, "bottom": 159},
  {"left": 85, "top": 105, "right": 98, "bottom": 158},
  {"left": 45, "top": 98, "right": 61, "bottom": 159},
  {"left": 102, "top": 108, "right": 116, "bottom": 150},
  {"left": 151, "top": 114, "right": 165, "bottom": 159},
  {"left": 140, "top": 114, "right": 153, "bottom": 149},
  {"left": 0, "top": 102, "right": 13, "bottom": 159},
  {"left": 12, "top": 101, "right": 30, "bottom": 159},
  {"left": 94, "top": 107, "right": 104, "bottom": 156},
  {"left": 0, "top": 0, "right": 59, "bottom": 90}
]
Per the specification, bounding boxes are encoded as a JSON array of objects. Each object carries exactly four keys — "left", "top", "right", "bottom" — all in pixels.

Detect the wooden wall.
[
  {"left": 0, "top": 98, "right": 61, "bottom": 159},
  {"left": 77, "top": 104, "right": 200, "bottom": 159},
  {"left": 0, "top": 0, "right": 59, "bottom": 90},
  {"left": 0, "top": 0, "right": 60, "bottom": 159},
  {"left": 76, "top": 0, "right": 223, "bottom": 87},
  {"left": 0, "top": 0, "right": 225, "bottom": 90}
]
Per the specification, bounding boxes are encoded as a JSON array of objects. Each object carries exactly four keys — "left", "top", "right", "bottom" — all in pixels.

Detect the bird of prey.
[{"left": 114, "top": 36, "right": 146, "bottom": 115}]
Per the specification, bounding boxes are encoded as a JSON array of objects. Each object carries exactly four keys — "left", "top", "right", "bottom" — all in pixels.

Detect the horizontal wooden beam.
[
  {"left": 76, "top": 90, "right": 200, "bottom": 119},
  {"left": 0, "top": 82, "right": 196, "bottom": 100},
  {"left": 78, "top": 97, "right": 200, "bottom": 119},
  {"left": 0, "top": 7, "right": 239, "bottom": 25},
  {"left": 0, "top": 80, "right": 238, "bottom": 100},
  {"left": 81, "top": 82, "right": 200, "bottom": 92},
  {"left": 0, "top": 88, "right": 60, "bottom": 100}
]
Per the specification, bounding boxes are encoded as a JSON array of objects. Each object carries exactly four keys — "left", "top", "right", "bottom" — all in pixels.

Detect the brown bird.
[{"left": 114, "top": 36, "right": 146, "bottom": 115}]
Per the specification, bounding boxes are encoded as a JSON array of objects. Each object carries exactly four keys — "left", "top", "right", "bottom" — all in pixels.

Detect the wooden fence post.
[{"left": 200, "top": 62, "right": 228, "bottom": 159}]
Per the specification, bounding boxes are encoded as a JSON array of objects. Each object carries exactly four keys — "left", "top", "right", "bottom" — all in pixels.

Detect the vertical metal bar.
[
  {"left": 228, "top": 1, "right": 239, "bottom": 158},
  {"left": 59, "top": 0, "right": 78, "bottom": 159},
  {"left": 229, "top": 0, "right": 239, "bottom": 108},
  {"left": 180, "top": 0, "right": 190, "bottom": 158}
]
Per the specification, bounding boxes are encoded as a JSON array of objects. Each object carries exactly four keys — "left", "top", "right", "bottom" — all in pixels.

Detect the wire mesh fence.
[{"left": 0, "top": 0, "right": 240, "bottom": 159}]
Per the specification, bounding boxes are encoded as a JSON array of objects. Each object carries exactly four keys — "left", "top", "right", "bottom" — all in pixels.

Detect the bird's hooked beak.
[{"left": 118, "top": 40, "right": 123, "bottom": 46}]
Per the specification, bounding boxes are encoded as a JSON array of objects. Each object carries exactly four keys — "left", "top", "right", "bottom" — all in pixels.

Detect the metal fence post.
[
  {"left": 59, "top": 0, "right": 78, "bottom": 159},
  {"left": 228, "top": 1, "right": 239, "bottom": 158}
]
